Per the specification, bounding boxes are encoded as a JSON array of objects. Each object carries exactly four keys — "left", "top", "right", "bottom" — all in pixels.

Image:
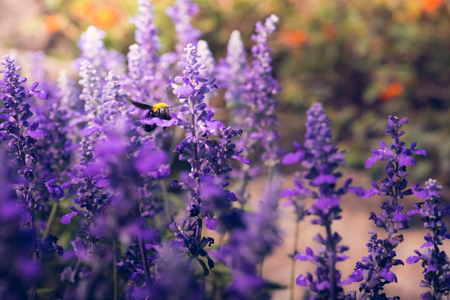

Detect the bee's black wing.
[{"left": 130, "top": 100, "right": 154, "bottom": 111}]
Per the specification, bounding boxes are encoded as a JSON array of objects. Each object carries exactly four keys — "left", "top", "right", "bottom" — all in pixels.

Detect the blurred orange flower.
[
  {"left": 379, "top": 82, "right": 404, "bottom": 103},
  {"left": 44, "top": 15, "right": 62, "bottom": 34},
  {"left": 421, "top": 0, "right": 443, "bottom": 13},
  {"left": 72, "top": 2, "right": 94, "bottom": 20},
  {"left": 321, "top": 23, "right": 336, "bottom": 41},
  {"left": 92, "top": 5, "right": 121, "bottom": 29},
  {"left": 279, "top": 29, "right": 308, "bottom": 47}
]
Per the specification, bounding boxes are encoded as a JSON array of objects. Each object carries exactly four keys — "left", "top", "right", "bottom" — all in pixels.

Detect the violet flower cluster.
[
  {"left": 126, "top": 0, "right": 171, "bottom": 104},
  {"left": 223, "top": 15, "right": 281, "bottom": 205},
  {"left": 344, "top": 116, "right": 427, "bottom": 300},
  {"left": 282, "top": 102, "right": 365, "bottom": 300},
  {"left": 166, "top": 0, "right": 202, "bottom": 55},
  {"left": 0, "top": 55, "right": 64, "bottom": 300},
  {"left": 4, "top": 1, "right": 450, "bottom": 299},
  {"left": 168, "top": 43, "right": 250, "bottom": 276},
  {"left": 407, "top": 179, "right": 450, "bottom": 300}
]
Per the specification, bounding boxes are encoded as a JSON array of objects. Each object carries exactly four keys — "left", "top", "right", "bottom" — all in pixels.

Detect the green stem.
[
  {"left": 113, "top": 239, "right": 118, "bottom": 300},
  {"left": 136, "top": 202, "right": 151, "bottom": 295},
  {"left": 29, "top": 216, "right": 39, "bottom": 300},
  {"left": 160, "top": 180, "right": 170, "bottom": 223},
  {"left": 43, "top": 202, "right": 58, "bottom": 238},
  {"left": 169, "top": 126, "right": 183, "bottom": 167},
  {"left": 290, "top": 220, "right": 300, "bottom": 300},
  {"left": 325, "top": 222, "right": 336, "bottom": 300},
  {"left": 92, "top": 241, "right": 97, "bottom": 276},
  {"left": 218, "top": 233, "right": 225, "bottom": 250}
]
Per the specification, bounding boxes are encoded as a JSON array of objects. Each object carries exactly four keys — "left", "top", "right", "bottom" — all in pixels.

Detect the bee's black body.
[{"left": 130, "top": 100, "right": 172, "bottom": 132}]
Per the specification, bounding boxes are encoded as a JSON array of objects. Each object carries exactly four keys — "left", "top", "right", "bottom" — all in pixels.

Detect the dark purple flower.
[
  {"left": 280, "top": 102, "right": 360, "bottom": 300},
  {"left": 406, "top": 179, "right": 450, "bottom": 299},
  {"left": 346, "top": 116, "right": 425, "bottom": 299}
]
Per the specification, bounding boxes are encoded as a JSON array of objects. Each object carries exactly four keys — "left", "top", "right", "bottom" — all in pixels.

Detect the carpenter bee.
[{"left": 129, "top": 100, "right": 172, "bottom": 132}]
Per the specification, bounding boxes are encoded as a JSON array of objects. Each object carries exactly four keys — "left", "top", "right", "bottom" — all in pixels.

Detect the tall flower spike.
[
  {"left": 126, "top": 0, "right": 167, "bottom": 104},
  {"left": 282, "top": 102, "right": 364, "bottom": 300},
  {"left": 406, "top": 179, "right": 450, "bottom": 300},
  {"left": 231, "top": 15, "right": 281, "bottom": 205},
  {"left": 344, "top": 116, "right": 427, "bottom": 299},
  {"left": 196, "top": 40, "right": 216, "bottom": 107},
  {"left": 166, "top": 0, "right": 201, "bottom": 55},
  {"left": 101, "top": 71, "right": 129, "bottom": 124},
  {"left": 78, "top": 61, "right": 102, "bottom": 123},
  {"left": 57, "top": 70, "right": 80, "bottom": 110},
  {"left": 74, "top": 26, "right": 124, "bottom": 78},
  {"left": 0, "top": 55, "right": 64, "bottom": 300},
  {"left": 215, "top": 179, "right": 281, "bottom": 299},
  {"left": 220, "top": 30, "right": 248, "bottom": 107},
  {"left": 168, "top": 43, "right": 249, "bottom": 278}
]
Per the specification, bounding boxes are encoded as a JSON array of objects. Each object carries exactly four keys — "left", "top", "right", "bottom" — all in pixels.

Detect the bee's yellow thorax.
[{"left": 153, "top": 103, "right": 169, "bottom": 111}]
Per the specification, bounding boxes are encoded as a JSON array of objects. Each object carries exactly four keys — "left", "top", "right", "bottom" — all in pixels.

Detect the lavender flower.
[
  {"left": 73, "top": 26, "right": 124, "bottom": 78},
  {"left": 79, "top": 61, "right": 102, "bottom": 119},
  {"left": 218, "top": 30, "right": 248, "bottom": 107},
  {"left": 126, "top": 0, "right": 171, "bottom": 104},
  {"left": 230, "top": 15, "right": 280, "bottom": 205},
  {"left": 72, "top": 61, "right": 102, "bottom": 135},
  {"left": 215, "top": 179, "right": 281, "bottom": 299},
  {"left": 57, "top": 70, "right": 80, "bottom": 111},
  {"left": 130, "top": 0, "right": 161, "bottom": 61},
  {"left": 196, "top": 40, "right": 216, "bottom": 106},
  {"left": 345, "top": 116, "right": 427, "bottom": 299},
  {"left": 282, "top": 102, "right": 363, "bottom": 300},
  {"left": 168, "top": 43, "right": 249, "bottom": 277},
  {"left": 0, "top": 55, "right": 64, "bottom": 300},
  {"left": 0, "top": 55, "right": 65, "bottom": 205},
  {"left": 166, "top": 0, "right": 201, "bottom": 55},
  {"left": 101, "top": 71, "right": 130, "bottom": 124},
  {"left": 406, "top": 179, "right": 450, "bottom": 300},
  {"left": 0, "top": 151, "right": 32, "bottom": 300},
  {"left": 27, "top": 51, "right": 57, "bottom": 103}
]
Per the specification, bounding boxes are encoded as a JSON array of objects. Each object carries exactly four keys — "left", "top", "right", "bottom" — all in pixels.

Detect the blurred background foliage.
[{"left": 1, "top": 0, "right": 450, "bottom": 186}]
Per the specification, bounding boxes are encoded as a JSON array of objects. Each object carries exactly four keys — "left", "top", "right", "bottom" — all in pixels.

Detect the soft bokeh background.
[{"left": 1, "top": 0, "right": 450, "bottom": 299}]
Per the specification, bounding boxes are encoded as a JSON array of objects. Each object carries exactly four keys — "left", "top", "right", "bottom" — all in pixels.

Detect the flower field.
[{"left": 0, "top": 0, "right": 449, "bottom": 299}]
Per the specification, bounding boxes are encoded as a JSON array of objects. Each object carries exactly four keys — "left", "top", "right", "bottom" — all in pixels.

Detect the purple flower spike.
[
  {"left": 166, "top": 42, "right": 251, "bottom": 285},
  {"left": 282, "top": 103, "right": 361, "bottom": 300},
  {"left": 345, "top": 115, "right": 426, "bottom": 299},
  {"left": 407, "top": 179, "right": 450, "bottom": 299},
  {"left": 166, "top": 0, "right": 201, "bottom": 55}
]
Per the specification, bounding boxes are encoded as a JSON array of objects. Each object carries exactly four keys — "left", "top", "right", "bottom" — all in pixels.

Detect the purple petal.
[
  {"left": 150, "top": 167, "right": 171, "bottom": 180},
  {"left": 29, "top": 130, "right": 50, "bottom": 138},
  {"left": 280, "top": 188, "right": 299, "bottom": 198},
  {"left": 206, "top": 120, "right": 225, "bottom": 130},
  {"left": 30, "top": 82, "right": 39, "bottom": 91},
  {"left": 204, "top": 217, "right": 217, "bottom": 230},
  {"left": 47, "top": 185, "right": 64, "bottom": 199},
  {"left": 282, "top": 151, "right": 303, "bottom": 165},
  {"left": 95, "top": 179, "right": 109, "bottom": 188},
  {"left": 296, "top": 274, "right": 308, "bottom": 286},
  {"left": 365, "top": 157, "right": 376, "bottom": 168},
  {"left": 36, "top": 91, "right": 49, "bottom": 100},
  {"left": 415, "top": 149, "right": 427, "bottom": 156},
  {"left": 61, "top": 181, "right": 73, "bottom": 190},
  {"left": 399, "top": 156, "right": 416, "bottom": 166},
  {"left": 80, "top": 125, "right": 100, "bottom": 136},
  {"left": 420, "top": 241, "right": 433, "bottom": 248},
  {"left": 312, "top": 174, "right": 336, "bottom": 185},
  {"left": 232, "top": 155, "right": 251, "bottom": 165},
  {"left": 61, "top": 212, "right": 77, "bottom": 224}
]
